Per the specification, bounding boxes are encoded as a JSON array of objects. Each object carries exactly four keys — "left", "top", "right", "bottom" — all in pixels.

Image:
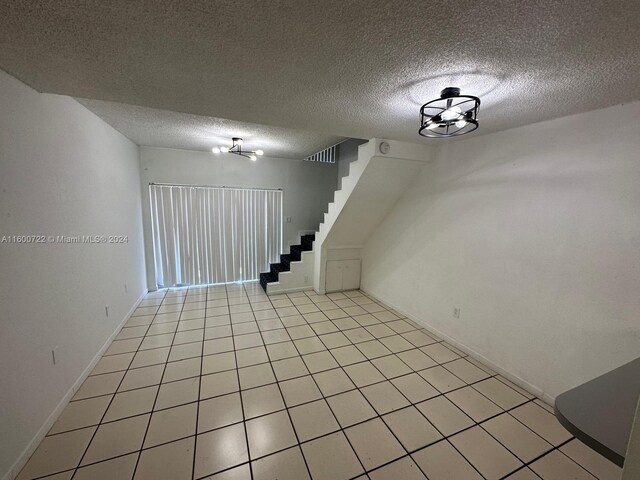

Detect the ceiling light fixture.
[
  {"left": 212, "top": 137, "right": 264, "bottom": 161},
  {"left": 419, "top": 87, "right": 480, "bottom": 138}
]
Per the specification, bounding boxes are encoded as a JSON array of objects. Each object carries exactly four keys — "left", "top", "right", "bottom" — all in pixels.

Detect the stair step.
[
  {"left": 270, "top": 262, "right": 290, "bottom": 275},
  {"left": 259, "top": 272, "right": 278, "bottom": 291},
  {"left": 300, "top": 234, "right": 315, "bottom": 251},
  {"left": 280, "top": 254, "right": 292, "bottom": 268},
  {"left": 259, "top": 234, "right": 317, "bottom": 292},
  {"left": 290, "top": 245, "right": 303, "bottom": 261}
]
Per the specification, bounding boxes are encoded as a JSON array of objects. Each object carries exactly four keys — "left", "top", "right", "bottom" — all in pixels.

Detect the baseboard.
[
  {"left": 360, "top": 288, "right": 552, "bottom": 405},
  {"left": 3, "top": 288, "right": 148, "bottom": 480}
]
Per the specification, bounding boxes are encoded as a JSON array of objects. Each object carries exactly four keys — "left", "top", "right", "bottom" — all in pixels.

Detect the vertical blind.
[{"left": 149, "top": 184, "right": 283, "bottom": 287}]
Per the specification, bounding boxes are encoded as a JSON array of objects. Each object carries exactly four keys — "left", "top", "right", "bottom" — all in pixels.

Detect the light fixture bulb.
[
  {"left": 211, "top": 147, "right": 220, "bottom": 153},
  {"left": 236, "top": 138, "right": 243, "bottom": 146},
  {"left": 256, "top": 149, "right": 264, "bottom": 156},
  {"left": 441, "top": 106, "right": 462, "bottom": 121},
  {"left": 249, "top": 155, "right": 257, "bottom": 161},
  {"left": 455, "top": 120, "right": 467, "bottom": 129},
  {"left": 220, "top": 146, "right": 229, "bottom": 153},
  {"left": 427, "top": 122, "right": 440, "bottom": 130}
]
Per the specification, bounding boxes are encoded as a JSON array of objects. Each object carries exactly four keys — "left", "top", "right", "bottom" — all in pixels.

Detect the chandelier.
[
  {"left": 212, "top": 138, "right": 264, "bottom": 161},
  {"left": 419, "top": 87, "right": 480, "bottom": 138}
]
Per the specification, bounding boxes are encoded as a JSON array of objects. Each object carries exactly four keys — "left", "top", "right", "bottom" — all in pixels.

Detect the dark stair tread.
[
  {"left": 260, "top": 233, "right": 317, "bottom": 292},
  {"left": 270, "top": 262, "right": 290, "bottom": 275},
  {"left": 280, "top": 257, "right": 292, "bottom": 268},
  {"left": 300, "top": 234, "right": 315, "bottom": 250},
  {"left": 289, "top": 245, "right": 303, "bottom": 261},
  {"left": 260, "top": 272, "right": 278, "bottom": 290}
]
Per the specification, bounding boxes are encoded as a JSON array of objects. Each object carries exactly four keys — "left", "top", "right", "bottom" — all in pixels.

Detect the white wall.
[
  {"left": 0, "top": 70, "right": 146, "bottom": 479},
  {"left": 336, "top": 139, "right": 366, "bottom": 190},
  {"left": 139, "top": 147, "right": 338, "bottom": 289},
  {"left": 362, "top": 102, "right": 640, "bottom": 401}
]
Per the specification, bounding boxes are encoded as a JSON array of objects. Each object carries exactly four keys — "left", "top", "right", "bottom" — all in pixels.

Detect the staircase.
[
  {"left": 259, "top": 234, "right": 315, "bottom": 293},
  {"left": 313, "top": 139, "right": 431, "bottom": 293},
  {"left": 260, "top": 138, "right": 433, "bottom": 295}
]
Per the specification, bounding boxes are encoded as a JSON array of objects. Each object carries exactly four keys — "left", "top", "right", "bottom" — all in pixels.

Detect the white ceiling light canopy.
[
  {"left": 419, "top": 87, "right": 481, "bottom": 138},
  {"left": 212, "top": 137, "right": 264, "bottom": 161}
]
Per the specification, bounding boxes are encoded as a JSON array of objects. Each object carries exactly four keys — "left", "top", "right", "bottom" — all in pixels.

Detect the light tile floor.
[{"left": 17, "top": 283, "right": 623, "bottom": 480}]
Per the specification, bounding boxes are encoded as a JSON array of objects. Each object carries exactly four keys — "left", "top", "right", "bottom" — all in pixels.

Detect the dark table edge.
[{"left": 554, "top": 401, "right": 625, "bottom": 467}]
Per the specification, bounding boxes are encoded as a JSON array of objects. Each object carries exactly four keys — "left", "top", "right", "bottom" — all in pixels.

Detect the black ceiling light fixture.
[
  {"left": 419, "top": 87, "right": 481, "bottom": 138},
  {"left": 212, "top": 137, "right": 264, "bottom": 161}
]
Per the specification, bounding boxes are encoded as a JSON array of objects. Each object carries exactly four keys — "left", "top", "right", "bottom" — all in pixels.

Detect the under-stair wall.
[{"left": 313, "top": 139, "right": 435, "bottom": 293}]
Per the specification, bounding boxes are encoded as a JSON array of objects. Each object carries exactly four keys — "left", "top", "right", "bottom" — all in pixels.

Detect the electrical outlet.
[
  {"left": 105, "top": 305, "right": 109, "bottom": 317},
  {"left": 453, "top": 307, "right": 461, "bottom": 319},
  {"left": 304, "top": 275, "right": 309, "bottom": 282},
  {"left": 285, "top": 216, "right": 292, "bottom": 223},
  {"left": 52, "top": 346, "right": 58, "bottom": 365}
]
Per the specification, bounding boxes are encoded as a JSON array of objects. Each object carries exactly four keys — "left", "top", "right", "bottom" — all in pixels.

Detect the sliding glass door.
[{"left": 149, "top": 184, "right": 282, "bottom": 287}]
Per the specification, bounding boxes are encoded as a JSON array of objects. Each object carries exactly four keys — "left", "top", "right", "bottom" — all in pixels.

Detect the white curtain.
[{"left": 149, "top": 184, "right": 283, "bottom": 287}]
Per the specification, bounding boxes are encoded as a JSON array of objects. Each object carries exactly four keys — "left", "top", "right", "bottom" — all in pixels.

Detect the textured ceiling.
[
  {"left": 76, "top": 98, "right": 344, "bottom": 159},
  {"left": 1, "top": 0, "right": 640, "bottom": 145}
]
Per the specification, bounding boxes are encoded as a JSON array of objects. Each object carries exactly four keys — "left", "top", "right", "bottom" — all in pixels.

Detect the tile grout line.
[
  {"left": 28, "top": 285, "right": 598, "bottom": 480},
  {"left": 253, "top": 289, "right": 586, "bottom": 479},
  {"left": 280, "top": 290, "right": 460, "bottom": 478},
  {"left": 315, "top": 292, "right": 537, "bottom": 480},
  {"left": 57, "top": 388, "right": 567, "bottom": 480},
  {"left": 321, "top": 295, "right": 581, "bottom": 479},
  {"left": 276, "top": 290, "right": 484, "bottom": 478},
  {"left": 44, "top": 362, "right": 528, "bottom": 444},
  {"left": 92, "top": 305, "right": 470, "bottom": 383},
  {"left": 237, "top": 287, "right": 579, "bottom": 479},
  {"left": 130, "top": 287, "right": 190, "bottom": 479},
  {"left": 68, "top": 289, "right": 168, "bottom": 480},
  {"left": 247, "top": 283, "right": 315, "bottom": 480},
  {"left": 226, "top": 285, "right": 255, "bottom": 480},
  {"left": 101, "top": 305, "right": 443, "bottom": 359},
  {"left": 78, "top": 303, "right": 483, "bottom": 412},
  {"left": 294, "top": 292, "right": 451, "bottom": 480},
  {"left": 266, "top": 289, "right": 530, "bottom": 480},
  {"left": 189, "top": 285, "right": 208, "bottom": 480}
]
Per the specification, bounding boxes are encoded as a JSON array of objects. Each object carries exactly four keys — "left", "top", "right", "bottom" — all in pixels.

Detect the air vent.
[{"left": 304, "top": 144, "right": 337, "bottom": 163}]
